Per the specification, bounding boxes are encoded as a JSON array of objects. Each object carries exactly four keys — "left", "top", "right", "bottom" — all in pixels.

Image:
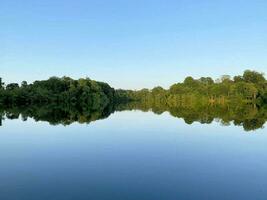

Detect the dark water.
[{"left": 0, "top": 109, "right": 267, "bottom": 200}]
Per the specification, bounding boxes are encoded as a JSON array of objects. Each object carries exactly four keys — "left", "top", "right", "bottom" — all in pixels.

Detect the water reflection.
[{"left": 1, "top": 102, "right": 266, "bottom": 131}]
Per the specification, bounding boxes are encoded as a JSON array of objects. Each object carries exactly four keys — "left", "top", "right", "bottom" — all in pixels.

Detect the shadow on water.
[{"left": 0, "top": 102, "right": 267, "bottom": 131}]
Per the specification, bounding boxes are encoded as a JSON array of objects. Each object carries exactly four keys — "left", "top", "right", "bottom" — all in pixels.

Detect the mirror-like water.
[{"left": 0, "top": 107, "right": 267, "bottom": 200}]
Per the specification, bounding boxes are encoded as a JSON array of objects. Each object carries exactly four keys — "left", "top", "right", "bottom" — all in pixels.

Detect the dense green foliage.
[
  {"left": 1, "top": 70, "right": 266, "bottom": 107},
  {"left": 119, "top": 70, "right": 267, "bottom": 106},
  {"left": 0, "top": 77, "right": 115, "bottom": 111}
]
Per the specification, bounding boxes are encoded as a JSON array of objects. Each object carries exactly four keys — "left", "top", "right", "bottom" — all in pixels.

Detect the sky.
[{"left": 1, "top": 0, "right": 267, "bottom": 89}]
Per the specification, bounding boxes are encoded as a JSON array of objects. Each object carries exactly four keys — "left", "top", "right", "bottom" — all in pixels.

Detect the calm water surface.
[{"left": 0, "top": 110, "right": 267, "bottom": 200}]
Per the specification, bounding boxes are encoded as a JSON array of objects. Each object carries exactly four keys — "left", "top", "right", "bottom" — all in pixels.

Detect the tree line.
[
  {"left": 0, "top": 70, "right": 266, "bottom": 109},
  {"left": 0, "top": 76, "right": 115, "bottom": 112},
  {"left": 117, "top": 70, "right": 267, "bottom": 106}
]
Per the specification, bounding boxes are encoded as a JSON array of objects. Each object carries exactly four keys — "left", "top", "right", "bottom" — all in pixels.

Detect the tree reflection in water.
[{"left": 1, "top": 102, "right": 266, "bottom": 131}]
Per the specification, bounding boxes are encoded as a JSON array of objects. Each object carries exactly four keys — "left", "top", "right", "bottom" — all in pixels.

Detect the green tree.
[
  {"left": 6, "top": 83, "right": 19, "bottom": 90},
  {"left": 243, "top": 70, "right": 265, "bottom": 84}
]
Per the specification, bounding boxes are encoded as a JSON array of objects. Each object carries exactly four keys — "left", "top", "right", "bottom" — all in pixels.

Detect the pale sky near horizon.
[{"left": 1, "top": 0, "right": 267, "bottom": 89}]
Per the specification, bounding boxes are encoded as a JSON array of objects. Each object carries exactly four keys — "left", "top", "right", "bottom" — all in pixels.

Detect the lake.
[{"left": 0, "top": 109, "right": 267, "bottom": 200}]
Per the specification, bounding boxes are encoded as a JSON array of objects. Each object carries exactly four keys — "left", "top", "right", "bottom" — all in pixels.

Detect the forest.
[
  {"left": 0, "top": 70, "right": 267, "bottom": 106},
  {"left": 0, "top": 76, "right": 116, "bottom": 111},
  {"left": 0, "top": 70, "right": 266, "bottom": 107},
  {"left": 117, "top": 70, "right": 267, "bottom": 106}
]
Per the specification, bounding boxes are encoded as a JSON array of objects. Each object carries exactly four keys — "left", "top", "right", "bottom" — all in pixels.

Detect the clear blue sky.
[{"left": 2, "top": 0, "right": 267, "bottom": 89}]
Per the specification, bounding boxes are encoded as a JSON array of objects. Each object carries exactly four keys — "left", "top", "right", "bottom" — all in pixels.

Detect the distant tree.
[
  {"left": 233, "top": 75, "right": 244, "bottom": 83},
  {"left": 6, "top": 83, "right": 19, "bottom": 90},
  {"left": 184, "top": 76, "right": 194, "bottom": 85},
  {"left": 221, "top": 75, "right": 231, "bottom": 83},
  {"left": 152, "top": 86, "right": 165, "bottom": 95},
  {"left": 243, "top": 70, "right": 265, "bottom": 84},
  {"left": 170, "top": 83, "right": 188, "bottom": 94},
  {"left": 183, "top": 76, "right": 199, "bottom": 89},
  {"left": 21, "top": 81, "right": 28, "bottom": 88},
  {"left": 199, "top": 77, "right": 214, "bottom": 85}
]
